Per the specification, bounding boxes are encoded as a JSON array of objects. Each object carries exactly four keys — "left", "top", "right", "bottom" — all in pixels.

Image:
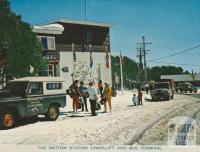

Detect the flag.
[
  {"left": 120, "top": 51, "right": 124, "bottom": 64},
  {"left": 105, "top": 46, "right": 109, "bottom": 68},
  {"left": 89, "top": 44, "right": 93, "bottom": 68},
  {"left": 72, "top": 43, "right": 76, "bottom": 62}
]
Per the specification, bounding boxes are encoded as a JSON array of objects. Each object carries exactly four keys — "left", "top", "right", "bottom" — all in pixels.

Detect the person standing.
[
  {"left": 98, "top": 80, "right": 103, "bottom": 97},
  {"left": 71, "top": 80, "right": 80, "bottom": 112},
  {"left": 138, "top": 89, "right": 143, "bottom": 105},
  {"left": 79, "top": 81, "right": 88, "bottom": 112},
  {"left": 87, "top": 81, "right": 98, "bottom": 116},
  {"left": 103, "top": 83, "right": 112, "bottom": 113}
]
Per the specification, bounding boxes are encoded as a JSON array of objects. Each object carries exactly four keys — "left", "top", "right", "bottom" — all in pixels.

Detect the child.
[{"left": 132, "top": 94, "right": 138, "bottom": 106}]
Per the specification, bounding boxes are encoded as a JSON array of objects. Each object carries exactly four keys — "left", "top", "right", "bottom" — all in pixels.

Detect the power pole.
[
  {"left": 136, "top": 47, "right": 143, "bottom": 82},
  {"left": 137, "top": 36, "right": 151, "bottom": 82},
  {"left": 142, "top": 36, "right": 151, "bottom": 81}
]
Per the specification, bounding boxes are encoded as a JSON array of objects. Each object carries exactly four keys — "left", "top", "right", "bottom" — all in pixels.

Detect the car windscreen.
[
  {"left": 154, "top": 83, "right": 169, "bottom": 89},
  {"left": 8, "top": 82, "right": 29, "bottom": 97}
]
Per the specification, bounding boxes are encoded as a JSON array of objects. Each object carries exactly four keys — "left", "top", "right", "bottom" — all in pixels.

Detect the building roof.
[
  {"left": 10, "top": 77, "right": 65, "bottom": 82},
  {"left": 161, "top": 74, "right": 200, "bottom": 81},
  {"left": 38, "top": 18, "right": 113, "bottom": 28}
]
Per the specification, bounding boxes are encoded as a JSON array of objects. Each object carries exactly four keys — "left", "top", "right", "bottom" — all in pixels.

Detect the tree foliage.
[
  {"left": 0, "top": 0, "right": 46, "bottom": 78},
  {"left": 111, "top": 55, "right": 139, "bottom": 88},
  {"left": 147, "top": 65, "right": 190, "bottom": 81},
  {"left": 111, "top": 53, "right": 191, "bottom": 87}
]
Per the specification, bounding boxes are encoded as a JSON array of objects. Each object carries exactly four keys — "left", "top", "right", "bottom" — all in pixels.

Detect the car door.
[{"left": 26, "top": 82, "right": 45, "bottom": 116}]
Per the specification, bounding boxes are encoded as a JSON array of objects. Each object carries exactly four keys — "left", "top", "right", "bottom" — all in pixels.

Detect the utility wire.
[
  {"left": 148, "top": 61, "right": 200, "bottom": 67},
  {"left": 149, "top": 44, "right": 200, "bottom": 61}
]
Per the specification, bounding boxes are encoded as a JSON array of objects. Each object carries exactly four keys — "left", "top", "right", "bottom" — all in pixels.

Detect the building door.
[
  {"left": 26, "top": 82, "right": 44, "bottom": 116},
  {"left": 48, "top": 64, "right": 54, "bottom": 76}
]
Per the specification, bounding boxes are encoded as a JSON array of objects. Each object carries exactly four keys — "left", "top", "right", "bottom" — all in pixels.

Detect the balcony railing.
[{"left": 55, "top": 44, "right": 110, "bottom": 52}]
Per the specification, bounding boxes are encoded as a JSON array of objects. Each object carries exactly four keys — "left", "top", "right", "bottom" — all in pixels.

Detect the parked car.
[
  {"left": 176, "top": 82, "right": 197, "bottom": 93},
  {"left": 150, "top": 82, "right": 174, "bottom": 101},
  {"left": 0, "top": 77, "right": 66, "bottom": 129},
  {"left": 159, "top": 79, "right": 175, "bottom": 97},
  {"left": 137, "top": 81, "right": 149, "bottom": 92}
]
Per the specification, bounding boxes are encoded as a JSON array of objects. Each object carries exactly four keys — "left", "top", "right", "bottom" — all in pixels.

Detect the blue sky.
[{"left": 10, "top": 0, "right": 200, "bottom": 72}]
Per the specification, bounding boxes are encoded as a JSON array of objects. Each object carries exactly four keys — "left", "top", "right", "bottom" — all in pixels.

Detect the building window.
[
  {"left": 47, "top": 64, "right": 60, "bottom": 77},
  {"left": 37, "top": 36, "right": 55, "bottom": 50},
  {"left": 87, "top": 31, "right": 92, "bottom": 41},
  {"left": 46, "top": 83, "right": 62, "bottom": 90},
  {"left": 86, "top": 31, "right": 93, "bottom": 43}
]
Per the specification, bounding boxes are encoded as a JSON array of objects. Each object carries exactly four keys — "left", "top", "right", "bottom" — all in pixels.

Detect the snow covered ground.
[
  {"left": 136, "top": 98, "right": 200, "bottom": 145},
  {"left": 0, "top": 90, "right": 199, "bottom": 145}
]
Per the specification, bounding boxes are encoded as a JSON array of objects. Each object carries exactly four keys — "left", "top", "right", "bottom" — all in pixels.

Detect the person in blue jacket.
[
  {"left": 79, "top": 81, "right": 88, "bottom": 112},
  {"left": 132, "top": 94, "right": 138, "bottom": 106}
]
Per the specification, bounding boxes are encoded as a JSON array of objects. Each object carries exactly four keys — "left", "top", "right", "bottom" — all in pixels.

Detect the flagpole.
[
  {"left": 89, "top": 44, "right": 92, "bottom": 79},
  {"left": 72, "top": 43, "right": 75, "bottom": 82},
  {"left": 104, "top": 46, "right": 110, "bottom": 84},
  {"left": 120, "top": 51, "right": 124, "bottom": 95}
]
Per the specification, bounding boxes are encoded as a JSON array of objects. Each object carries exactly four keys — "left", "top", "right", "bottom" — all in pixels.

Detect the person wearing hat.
[
  {"left": 102, "top": 83, "right": 112, "bottom": 113},
  {"left": 87, "top": 81, "right": 98, "bottom": 116}
]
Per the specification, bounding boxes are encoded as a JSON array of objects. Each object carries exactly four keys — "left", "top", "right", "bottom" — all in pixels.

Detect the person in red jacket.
[{"left": 71, "top": 80, "right": 81, "bottom": 112}]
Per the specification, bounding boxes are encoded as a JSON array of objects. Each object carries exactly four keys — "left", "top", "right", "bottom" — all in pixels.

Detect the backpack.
[
  {"left": 96, "top": 102, "right": 101, "bottom": 110},
  {"left": 111, "top": 87, "right": 117, "bottom": 97},
  {"left": 66, "top": 85, "right": 76, "bottom": 98}
]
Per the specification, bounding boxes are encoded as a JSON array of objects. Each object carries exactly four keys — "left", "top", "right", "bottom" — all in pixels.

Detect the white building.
[
  {"left": 161, "top": 74, "right": 200, "bottom": 82},
  {"left": 32, "top": 19, "right": 113, "bottom": 90}
]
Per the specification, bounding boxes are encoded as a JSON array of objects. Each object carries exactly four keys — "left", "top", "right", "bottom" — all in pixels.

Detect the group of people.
[
  {"left": 69, "top": 80, "right": 113, "bottom": 116},
  {"left": 132, "top": 89, "right": 143, "bottom": 106}
]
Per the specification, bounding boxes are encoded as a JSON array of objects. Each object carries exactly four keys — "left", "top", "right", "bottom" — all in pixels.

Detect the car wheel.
[
  {"left": 0, "top": 110, "right": 16, "bottom": 129},
  {"left": 45, "top": 105, "right": 59, "bottom": 121}
]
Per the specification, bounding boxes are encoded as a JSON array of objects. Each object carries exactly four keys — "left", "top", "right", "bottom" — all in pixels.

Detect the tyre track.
[{"left": 127, "top": 99, "right": 200, "bottom": 145}]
